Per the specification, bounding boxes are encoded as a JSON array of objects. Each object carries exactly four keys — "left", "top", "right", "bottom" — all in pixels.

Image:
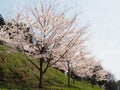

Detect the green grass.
[{"left": 0, "top": 45, "right": 102, "bottom": 90}]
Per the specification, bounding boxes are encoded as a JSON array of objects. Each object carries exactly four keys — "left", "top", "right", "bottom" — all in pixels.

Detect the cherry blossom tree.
[{"left": 0, "top": 1, "right": 88, "bottom": 88}]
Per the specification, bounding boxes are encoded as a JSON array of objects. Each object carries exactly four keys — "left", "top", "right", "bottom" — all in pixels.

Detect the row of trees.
[
  {"left": 54, "top": 52, "right": 110, "bottom": 87},
  {"left": 0, "top": 1, "right": 116, "bottom": 89}
]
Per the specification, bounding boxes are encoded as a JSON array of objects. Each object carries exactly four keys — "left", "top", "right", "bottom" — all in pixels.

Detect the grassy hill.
[{"left": 0, "top": 45, "right": 102, "bottom": 90}]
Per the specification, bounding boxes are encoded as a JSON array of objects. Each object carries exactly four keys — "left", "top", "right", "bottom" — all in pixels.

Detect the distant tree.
[
  {"left": 105, "top": 72, "right": 115, "bottom": 82},
  {"left": 104, "top": 72, "right": 117, "bottom": 89},
  {"left": 105, "top": 80, "right": 117, "bottom": 90},
  {"left": 0, "top": 14, "right": 5, "bottom": 26}
]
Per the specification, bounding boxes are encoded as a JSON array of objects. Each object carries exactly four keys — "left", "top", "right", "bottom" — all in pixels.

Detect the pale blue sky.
[{"left": 1, "top": 0, "right": 120, "bottom": 80}]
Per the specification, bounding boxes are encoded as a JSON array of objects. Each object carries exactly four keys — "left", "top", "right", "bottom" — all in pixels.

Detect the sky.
[{"left": 0, "top": 0, "right": 120, "bottom": 80}]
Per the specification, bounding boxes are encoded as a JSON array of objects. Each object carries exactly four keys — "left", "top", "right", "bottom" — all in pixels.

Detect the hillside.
[{"left": 0, "top": 45, "right": 102, "bottom": 90}]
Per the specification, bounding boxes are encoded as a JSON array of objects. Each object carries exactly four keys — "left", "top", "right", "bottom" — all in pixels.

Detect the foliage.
[
  {"left": 104, "top": 72, "right": 118, "bottom": 90},
  {"left": 0, "top": 14, "right": 5, "bottom": 26},
  {"left": 105, "top": 81, "right": 118, "bottom": 90}
]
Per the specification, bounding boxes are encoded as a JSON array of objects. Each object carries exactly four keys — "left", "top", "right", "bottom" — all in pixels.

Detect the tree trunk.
[
  {"left": 73, "top": 77, "right": 75, "bottom": 84},
  {"left": 67, "top": 61, "right": 70, "bottom": 86},
  {"left": 39, "top": 58, "right": 43, "bottom": 88}
]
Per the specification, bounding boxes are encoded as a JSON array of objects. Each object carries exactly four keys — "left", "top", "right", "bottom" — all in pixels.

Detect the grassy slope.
[{"left": 0, "top": 45, "right": 102, "bottom": 90}]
